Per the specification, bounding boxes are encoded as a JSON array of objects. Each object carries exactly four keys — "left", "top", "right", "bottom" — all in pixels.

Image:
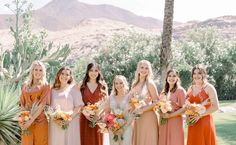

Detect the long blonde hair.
[
  {"left": 132, "top": 60, "right": 154, "bottom": 88},
  {"left": 111, "top": 75, "right": 129, "bottom": 96},
  {"left": 27, "top": 60, "right": 47, "bottom": 86}
]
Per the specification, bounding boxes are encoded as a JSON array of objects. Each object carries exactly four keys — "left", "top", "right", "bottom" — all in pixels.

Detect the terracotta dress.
[
  {"left": 158, "top": 87, "right": 186, "bottom": 145},
  {"left": 80, "top": 84, "right": 103, "bottom": 145},
  {"left": 132, "top": 84, "right": 159, "bottom": 145},
  {"left": 20, "top": 84, "right": 50, "bottom": 145},
  {"left": 187, "top": 88, "right": 217, "bottom": 145},
  {"left": 49, "top": 86, "right": 83, "bottom": 145}
]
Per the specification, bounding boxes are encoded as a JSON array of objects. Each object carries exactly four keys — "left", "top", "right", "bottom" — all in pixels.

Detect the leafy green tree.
[{"left": 94, "top": 32, "right": 161, "bottom": 92}]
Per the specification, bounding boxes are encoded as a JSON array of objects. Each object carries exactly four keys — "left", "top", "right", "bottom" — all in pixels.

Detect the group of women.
[{"left": 19, "top": 59, "right": 219, "bottom": 145}]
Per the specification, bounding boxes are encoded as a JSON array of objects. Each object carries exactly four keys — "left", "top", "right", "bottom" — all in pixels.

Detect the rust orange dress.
[
  {"left": 80, "top": 84, "right": 103, "bottom": 145},
  {"left": 187, "top": 88, "right": 217, "bottom": 145},
  {"left": 20, "top": 84, "right": 50, "bottom": 145}
]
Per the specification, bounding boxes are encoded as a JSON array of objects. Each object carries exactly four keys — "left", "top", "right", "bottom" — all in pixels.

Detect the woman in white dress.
[
  {"left": 109, "top": 75, "right": 132, "bottom": 145},
  {"left": 49, "top": 67, "right": 84, "bottom": 145}
]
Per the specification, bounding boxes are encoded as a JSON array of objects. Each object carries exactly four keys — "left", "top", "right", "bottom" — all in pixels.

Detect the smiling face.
[
  {"left": 88, "top": 65, "right": 99, "bottom": 81},
  {"left": 59, "top": 69, "right": 71, "bottom": 85},
  {"left": 192, "top": 68, "right": 204, "bottom": 85},
  {"left": 138, "top": 63, "right": 149, "bottom": 78},
  {"left": 32, "top": 65, "right": 43, "bottom": 80},
  {"left": 114, "top": 77, "right": 125, "bottom": 93},
  {"left": 167, "top": 71, "right": 178, "bottom": 85}
]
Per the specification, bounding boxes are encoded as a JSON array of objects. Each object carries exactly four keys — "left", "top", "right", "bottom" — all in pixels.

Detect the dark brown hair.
[
  {"left": 191, "top": 64, "right": 207, "bottom": 82},
  {"left": 162, "top": 69, "right": 181, "bottom": 94},
  {"left": 52, "top": 67, "right": 73, "bottom": 89},
  {"left": 80, "top": 63, "right": 107, "bottom": 97}
]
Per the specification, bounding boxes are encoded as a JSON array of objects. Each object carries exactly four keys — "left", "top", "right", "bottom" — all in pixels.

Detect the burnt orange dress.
[
  {"left": 80, "top": 84, "right": 103, "bottom": 145},
  {"left": 20, "top": 84, "right": 50, "bottom": 145},
  {"left": 187, "top": 88, "right": 217, "bottom": 145}
]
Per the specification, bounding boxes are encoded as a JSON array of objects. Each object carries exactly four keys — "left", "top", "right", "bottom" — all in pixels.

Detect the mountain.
[
  {"left": 173, "top": 16, "right": 236, "bottom": 40},
  {"left": 0, "top": 0, "right": 163, "bottom": 30}
]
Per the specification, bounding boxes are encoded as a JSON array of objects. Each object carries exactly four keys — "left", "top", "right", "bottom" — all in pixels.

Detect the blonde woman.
[
  {"left": 109, "top": 75, "right": 132, "bottom": 145},
  {"left": 131, "top": 60, "right": 159, "bottom": 145},
  {"left": 19, "top": 60, "right": 50, "bottom": 145}
]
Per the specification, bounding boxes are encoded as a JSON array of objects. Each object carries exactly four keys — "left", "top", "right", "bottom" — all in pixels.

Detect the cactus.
[{"left": 0, "top": 0, "right": 71, "bottom": 84}]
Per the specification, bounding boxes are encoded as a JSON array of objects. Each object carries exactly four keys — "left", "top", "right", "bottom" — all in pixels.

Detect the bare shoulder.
[
  {"left": 205, "top": 83, "right": 216, "bottom": 92},
  {"left": 147, "top": 80, "right": 157, "bottom": 89}
]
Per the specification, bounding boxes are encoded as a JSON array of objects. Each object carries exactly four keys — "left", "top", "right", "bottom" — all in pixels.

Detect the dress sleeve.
[
  {"left": 176, "top": 88, "right": 187, "bottom": 107},
  {"left": 71, "top": 85, "right": 84, "bottom": 107}
]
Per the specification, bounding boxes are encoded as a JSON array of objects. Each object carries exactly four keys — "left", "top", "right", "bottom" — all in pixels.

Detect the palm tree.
[{"left": 160, "top": 0, "right": 174, "bottom": 88}]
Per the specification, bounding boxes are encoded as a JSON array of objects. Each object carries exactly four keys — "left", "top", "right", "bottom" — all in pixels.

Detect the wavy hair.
[
  {"left": 110, "top": 75, "right": 129, "bottom": 96},
  {"left": 27, "top": 60, "right": 47, "bottom": 86},
  {"left": 52, "top": 67, "right": 73, "bottom": 89},
  {"left": 162, "top": 69, "right": 181, "bottom": 94},
  {"left": 132, "top": 60, "right": 153, "bottom": 88}
]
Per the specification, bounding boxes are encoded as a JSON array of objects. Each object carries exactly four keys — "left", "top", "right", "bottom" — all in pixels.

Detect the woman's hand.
[{"left": 21, "top": 119, "right": 33, "bottom": 130}]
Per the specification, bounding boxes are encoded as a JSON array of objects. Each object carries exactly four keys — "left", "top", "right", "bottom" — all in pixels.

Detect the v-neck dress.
[{"left": 80, "top": 84, "right": 104, "bottom": 145}]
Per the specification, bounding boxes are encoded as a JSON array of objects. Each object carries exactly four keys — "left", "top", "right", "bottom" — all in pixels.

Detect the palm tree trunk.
[{"left": 159, "top": 0, "right": 174, "bottom": 90}]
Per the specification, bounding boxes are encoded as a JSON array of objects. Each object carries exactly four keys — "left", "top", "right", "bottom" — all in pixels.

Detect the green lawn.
[{"left": 214, "top": 112, "right": 236, "bottom": 145}]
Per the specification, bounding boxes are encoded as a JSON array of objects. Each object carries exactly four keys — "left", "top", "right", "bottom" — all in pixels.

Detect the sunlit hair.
[
  {"left": 191, "top": 64, "right": 208, "bottom": 84},
  {"left": 80, "top": 63, "right": 107, "bottom": 97},
  {"left": 162, "top": 69, "right": 181, "bottom": 94},
  {"left": 111, "top": 75, "right": 129, "bottom": 96},
  {"left": 52, "top": 67, "right": 73, "bottom": 89},
  {"left": 132, "top": 60, "right": 154, "bottom": 88},
  {"left": 27, "top": 60, "right": 47, "bottom": 86}
]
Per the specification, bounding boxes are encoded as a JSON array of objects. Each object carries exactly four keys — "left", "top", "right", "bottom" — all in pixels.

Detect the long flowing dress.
[
  {"left": 187, "top": 87, "right": 217, "bottom": 145},
  {"left": 158, "top": 87, "right": 186, "bottom": 145},
  {"left": 49, "top": 86, "right": 83, "bottom": 145},
  {"left": 109, "top": 95, "right": 132, "bottom": 145},
  {"left": 132, "top": 83, "right": 159, "bottom": 145},
  {"left": 20, "top": 84, "right": 50, "bottom": 145},
  {"left": 80, "top": 84, "right": 104, "bottom": 145}
]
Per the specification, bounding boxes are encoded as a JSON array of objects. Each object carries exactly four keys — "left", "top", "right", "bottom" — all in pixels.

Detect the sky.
[{"left": 0, "top": 0, "right": 235, "bottom": 22}]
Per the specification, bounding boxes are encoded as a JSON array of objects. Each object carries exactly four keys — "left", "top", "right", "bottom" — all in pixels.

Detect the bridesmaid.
[
  {"left": 20, "top": 60, "right": 50, "bottom": 145},
  {"left": 109, "top": 75, "right": 132, "bottom": 145},
  {"left": 49, "top": 67, "right": 83, "bottom": 145},
  {"left": 158, "top": 69, "right": 186, "bottom": 145},
  {"left": 80, "top": 63, "right": 108, "bottom": 145},
  {"left": 131, "top": 60, "right": 159, "bottom": 145},
  {"left": 187, "top": 64, "right": 219, "bottom": 145}
]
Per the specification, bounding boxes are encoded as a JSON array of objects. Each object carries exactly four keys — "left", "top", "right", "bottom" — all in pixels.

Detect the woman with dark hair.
[
  {"left": 158, "top": 69, "right": 186, "bottom": 145},
  {"left": 80, "top": 63, "right": 108, "bottom": 145},
  {"left": 49, "top": 67, "right": 83, "bottom": 145},
  {"left": 187, "top": 64, "right": 218, "bottom": 145}
]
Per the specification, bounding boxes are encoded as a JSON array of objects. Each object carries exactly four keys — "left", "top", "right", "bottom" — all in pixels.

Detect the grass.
[{"left": 214, "top": 112, "right": 236, "bottom": 145}]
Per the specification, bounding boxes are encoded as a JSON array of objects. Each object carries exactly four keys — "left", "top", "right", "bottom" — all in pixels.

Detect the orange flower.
[{"left": 116, "top": 114, "right": 124, "bottom": 119}]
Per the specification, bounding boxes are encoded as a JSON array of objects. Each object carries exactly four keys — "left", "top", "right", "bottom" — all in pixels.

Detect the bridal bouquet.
[
  {"left": 97, "top": 108, "right": 132, "bottom": 142},
  {"left": 44, "top": 105, "right": 72, "bottom": 130},
  {"left": 81, "top": 99, "right": 106, "bottom": 128},
  {"left": 184, "top": 103, "right": 206, "bottom": 126}
]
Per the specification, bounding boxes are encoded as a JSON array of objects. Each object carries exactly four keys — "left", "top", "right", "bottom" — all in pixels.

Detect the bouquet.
[
  {"left": 129, "top": 93, "right": 147, "bottom": 119},
  {"left": 44, "top": 105, "right": 72, "bottom": 130},
  {"left": 97, "top": 108, "right": 133, "bottom": 142},
  {"left": 18, "top": 101, "right": 41, "bottom": 135},
  {"left": 184, "top": 102, "right": 206, "bottom": 126},
  {"left": 81, "top": 99, "right": 106, "bottom": 128},
  {"left": 153, "top": 97, "right": 172, "bottom": 125}
]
